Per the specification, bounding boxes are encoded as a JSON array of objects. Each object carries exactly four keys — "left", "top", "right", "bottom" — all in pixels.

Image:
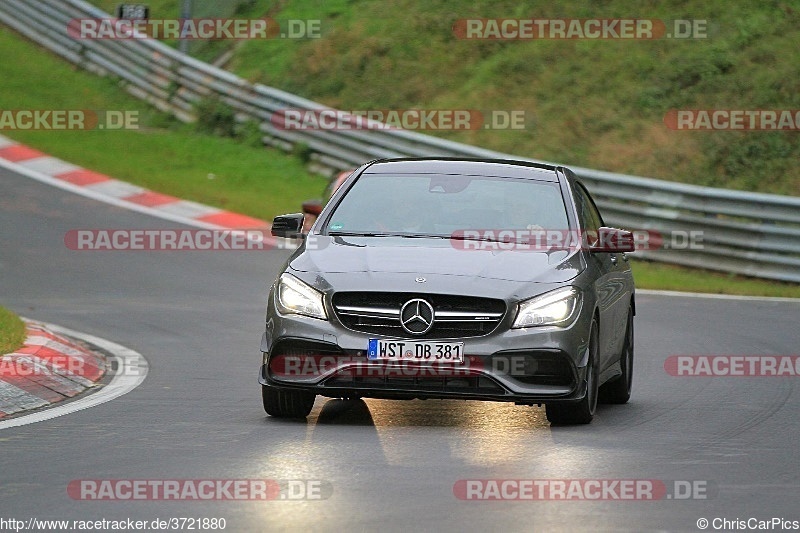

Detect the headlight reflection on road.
[{"left": 364, "top": 399, "right": 550, "bottom": 467}]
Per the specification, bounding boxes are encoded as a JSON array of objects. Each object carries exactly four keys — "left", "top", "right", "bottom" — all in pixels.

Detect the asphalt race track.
[{"left": 1, "top": 165, "right": 799, "bottom": 532}]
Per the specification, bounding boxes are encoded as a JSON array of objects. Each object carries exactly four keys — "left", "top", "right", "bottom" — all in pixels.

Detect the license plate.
[{"left": 367, "top": 339, "right": 464, "bottom": 364}]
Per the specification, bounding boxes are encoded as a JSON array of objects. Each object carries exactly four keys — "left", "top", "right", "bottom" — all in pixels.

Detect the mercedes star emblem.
[{"left": 400, "top": 298, "right": 435, "bottom": 335}]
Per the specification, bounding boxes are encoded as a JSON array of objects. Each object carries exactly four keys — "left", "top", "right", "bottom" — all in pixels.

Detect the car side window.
[{"left": 574, "top": 182, "right": 603, "bottom": 232}]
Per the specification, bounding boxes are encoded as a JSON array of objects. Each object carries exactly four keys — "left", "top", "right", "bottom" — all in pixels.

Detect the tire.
[
  {"left": 262, "top": 385, "right": 316, "bottom": 418},
  {"left": 599, "top": 307, "right": 634, "bottom": 405},
  {"left": 546, "top": 319, "right": 599, "bottom": 425}
]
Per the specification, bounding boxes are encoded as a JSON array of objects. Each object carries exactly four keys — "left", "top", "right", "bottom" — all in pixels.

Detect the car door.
[{"left": 573, "top": 181, "right": 631, "bottom": 372}]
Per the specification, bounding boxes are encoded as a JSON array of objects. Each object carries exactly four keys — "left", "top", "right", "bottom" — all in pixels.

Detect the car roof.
[{"left": 362, "top": 157, "right": 561, "bottom": 182}]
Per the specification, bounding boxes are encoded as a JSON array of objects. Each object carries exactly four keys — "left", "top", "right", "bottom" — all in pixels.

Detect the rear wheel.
[
  {"left": 262, "top": 385, "right": 315, "bottom": 418},
  {"left": 599, "top": 307, "right": 634, "bottom": 404},
  {"left": 546, "top": 319, "right": 599, "bottom": 425}
]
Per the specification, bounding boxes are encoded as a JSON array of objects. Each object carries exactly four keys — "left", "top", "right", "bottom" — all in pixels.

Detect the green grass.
[
  {"left": 232, "top": 0, "right": 800, "bottom": 196},
  {"left": 2, "top": 21, "right": 799, "bottom": 298},
  {"left": 0, "top": 306, "right": 25, "bottom": 356},
  {"left": 93, "top": 0, "right": 800, "bottom": 196},
  {"left": 630, "top": 261, "right": 800, "bottom": 298},
  {"left": 0, "top": 26, "right": 326, "bottom": 221}
]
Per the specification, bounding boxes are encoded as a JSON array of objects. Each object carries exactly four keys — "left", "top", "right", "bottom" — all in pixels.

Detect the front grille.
[{"left": 332, "top": 292, "right": 506, "bottom": 338}]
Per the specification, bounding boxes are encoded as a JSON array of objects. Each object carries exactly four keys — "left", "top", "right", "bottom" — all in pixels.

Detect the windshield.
[{"left": 324, "top": 173, "right": 570, "bottom": 237}]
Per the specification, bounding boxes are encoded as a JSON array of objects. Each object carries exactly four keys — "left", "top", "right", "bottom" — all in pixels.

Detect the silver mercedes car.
[{"left": 260, "top": 158, "right": 635, "bottom": 424}]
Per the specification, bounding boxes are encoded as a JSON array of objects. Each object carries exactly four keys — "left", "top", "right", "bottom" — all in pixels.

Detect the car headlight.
[
  {"left": 275, "top": 273, "right": 327, "bottom": 320},
  {"left": 513, "top": 287, "right": 580, "bottom": 328}
]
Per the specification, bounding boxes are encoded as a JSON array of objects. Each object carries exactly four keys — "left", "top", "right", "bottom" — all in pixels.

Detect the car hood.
[{"left": 289, "top": 235, "right": 583, "bottom": 284}]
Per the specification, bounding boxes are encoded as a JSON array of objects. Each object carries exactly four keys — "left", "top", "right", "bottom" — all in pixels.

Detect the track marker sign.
[{"left": 117, "top": 4, "right": 149, "bottom": 20}]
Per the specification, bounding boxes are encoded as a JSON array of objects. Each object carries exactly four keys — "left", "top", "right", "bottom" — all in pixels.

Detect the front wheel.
[
  {"left": 262, "top": 385, "right": 316, "bottom": 418},
  {"left": 546, "top": 319, "right": 599, "bottom": 425},
  {"left": 599, "top": 307, "right": 634, "bottom": 404}
]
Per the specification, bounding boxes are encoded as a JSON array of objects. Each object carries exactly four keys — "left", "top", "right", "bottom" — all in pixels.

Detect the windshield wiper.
[
  {"left": 448, "top": 233, "right": 505, "bottom": 243},
  {"left": 329, "top": 231, "right": 459, "bottom": 240},
  {"left": 328, "top": 231, "right": 395, "bottom": 237},
  {"left": 396, "top": 233, "right": 450, "bottom": 239},
  {"left": 329, "top": 231, "right": 521, "bottom": 242}
]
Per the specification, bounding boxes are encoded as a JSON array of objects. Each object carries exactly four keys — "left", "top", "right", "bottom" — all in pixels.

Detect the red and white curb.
[
  {"left": 0, "top": 321, "right": 105, "bottom": 417},
  {"left": 0, "top": 320, "right": 148, "bottom": 429},
  {"left": 0, "top": 134, "right": 268, "bottom": 231}
]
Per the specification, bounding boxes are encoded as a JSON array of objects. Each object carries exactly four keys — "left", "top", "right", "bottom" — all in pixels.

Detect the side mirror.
[
  {"left": 271, "top": 213, "right": 305, "bottom": 238},
  {"left": 590, "top": 227, "right": 634, "bottom": 253}
]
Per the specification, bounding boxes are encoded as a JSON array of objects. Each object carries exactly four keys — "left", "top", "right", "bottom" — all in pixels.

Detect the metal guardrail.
[{"left": 2, "top": 0, "right": 799, "bottom": 282}]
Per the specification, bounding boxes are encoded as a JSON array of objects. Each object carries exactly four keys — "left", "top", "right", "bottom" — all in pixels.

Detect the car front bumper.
[{"left": 258, "top": 292, "right": 594, "bottom": 406}]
